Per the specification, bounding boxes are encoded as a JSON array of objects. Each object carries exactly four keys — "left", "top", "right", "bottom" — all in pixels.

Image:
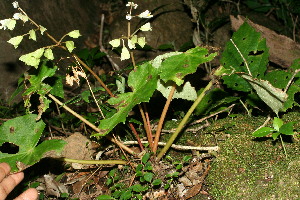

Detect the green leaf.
[
  {"left": 144, "top": 162, "right": 153, "bottom": 171},
  {"left": 29, "top": 29, "right": 36, "bottom": 41},
  {"left": 120, "top": 190, "right": 132, "bottom": 200},
  {"left": 136, "top": 171, "right": 143, "bottom": 177},
  {"left": 273, "top": 117, "right": 283, "bottom": 132},
  {"left": 19, "top": 48, "right": 45, "bottom": 68},
  {"left": 221, "top": 22, "right": 269, "bottom": 92},
  {"left": 157, "top": 81, "right": 197, "bottom": 101},
  {"left": 272, "top": 131, "right": 281, "bottom": 140},
  {"left": 131, "top": 184, "right": 148, "bottom": 192},
  {"left": 152, "top": 179, "right": 162, "bottom": 186},
  {"left": 7, "top": 35, "right": 23, "bottom": 48},
  {"left": 0, "top": 114, "right": 66, "bottom": 172},
  {"left": 252, "top": 127, "right": 274, "bottom": 137},
  {"left": 159, "top": 46, "right": 217, "bottom": 85},
  {"left": 44, "top": 48, "right": 54, "bottom": 60},
  {"left": 136, "top": 164, "right": 143, "bottom": 172},
  {"left": 279, "top": 122, "right": 295, "bottom": 135},
  {"left": 97, "top": 195, "right": 115, "bottom": 200},
  {"left": 182, "top": 155, "right": 192, "bottom": 163},
  {"left": 143, "top": 172, "right": 153, "bottom": 182},
  {"left": 67, "top": 30, "right": 81, "bottom": 38},
  {"left": 65, "top": 41, "right": 75, "bottom": 52},
  {"left": 142, "top": 152, "right": 151, "bottom": 164},
  {"left": 94, "top": 62, "right": 158, "bottom": 136},
  {"left": 241, "top": 74, "right": 288, "bottom": 115}
]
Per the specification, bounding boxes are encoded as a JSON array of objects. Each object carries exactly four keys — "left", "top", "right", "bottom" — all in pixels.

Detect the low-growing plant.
[{"left": 0, "top": 1, "right": 300, "bottom": 198}]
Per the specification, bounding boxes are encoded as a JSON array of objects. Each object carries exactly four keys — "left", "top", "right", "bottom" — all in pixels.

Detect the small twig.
[
  {"left": 48, "top": 94, "right": 136, "bottom": 155},
  {"left": 190, "top": 104, "right": 235, "bottom": 125},
  {"left": 138, "top": 104, "right": 153, "bottom": 150},
  {"left": 230, "top": 39, "right": 252, "bottom": 76},
  {"left": 284, "top": 69, "right": 300, "bottom": 93},
  {"left": 239, "top": 99, "right": 251, "bottom": 116},
  {"left": 253, "top": 115, "right": 271, "bottom": 133},
  {"left": 123, "top": 141, "right": 219, "bottom": 152},
  {"left": 99, "top": 14, "right": 120, "bottom": 71}
]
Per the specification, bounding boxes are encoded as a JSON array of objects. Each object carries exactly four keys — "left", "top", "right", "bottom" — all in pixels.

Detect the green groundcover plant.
[{"left": 0, "top": 2, "right": 299, "bottom": 198}]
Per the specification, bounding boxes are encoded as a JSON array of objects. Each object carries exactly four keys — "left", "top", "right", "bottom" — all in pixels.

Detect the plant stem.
[
  {"left": 129, "top": 123, "right": 144, "bottom": 151},
  {"left": 48, "top": 94, "right": 136, "bottom": 155},
  {"left": 153, "top": 83, "right": 176, "bottom": 153},
  {"left": 279, "top": 135, "right": 288, "bottom": 159},
  {"left": 156, "top": 80, "right": 213, "bottom": 161},
  {"left": 138, "top": 104, "right": 153, "bottom": 150},
  {"left": 62, "top": 158, "right": 127, "bottom": 165}
]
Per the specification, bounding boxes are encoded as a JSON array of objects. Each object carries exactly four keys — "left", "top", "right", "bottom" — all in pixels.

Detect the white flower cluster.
[
  {"left": 126, "top": 2, "right": 153, "bottom": 21},
  {"left": 0, "top": 1, "right": 28, "bottom": 30},
  {"left": 109, "top": 2, "right": 154, "bottom": 61}
]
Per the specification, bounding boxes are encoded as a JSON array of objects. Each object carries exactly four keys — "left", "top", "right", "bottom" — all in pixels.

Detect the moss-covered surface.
[
  {"left": 161, "top": 112, "right": 300, "bottom": 199},
  {"left": 202, "top": 112, "right": 300, "bottom": 199}
]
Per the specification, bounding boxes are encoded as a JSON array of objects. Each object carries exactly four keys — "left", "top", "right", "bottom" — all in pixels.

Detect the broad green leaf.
[
  {"left": 67, "top": 30, "right": 81, "bottom": 38},
  {"left": 279, "top": 122, "right": 295, "bottom": 135},
  {"left": 241, "top": 74, "right": 287, "bottom": 115},
  {"left": 273, "top": 117, "right": 283, "bottom": 131},
  {"left": 109, "top": 39, "right": 120, "bottom": 48},
  {"left": 7, "top": 35, "right": 23, "bottom": 48},
  {"left": 159, "top": 46, "right": 217, "bottom": 85},
  {"left": 65, "top": 41, "right": 75, "bottom": 52},
  {"left": 252, "top": 127, "right": 274, "bottom": 137},
  {"left": 44, "top": 48, "right": 54, "bottom": 60},
  {"left": 157, "top": 80, "right": 197, "bottom": 101},
  {"left": 29, "top": 29, "right": 36, "bottom": 41},
  {"left": 0, "top": 114, "right": 66, "bottom": 172},
  {"left": 221, "top": 22, "right": 269, "bottom": 92},
  {"left": 94, "top": 62, "right": 158, "bottom": 136},
  {"left": 19, "top": 48, "right": 45, "bottom": 68},
  {"left": 94, "top": 47, "right": 215, "bottom": 136}
]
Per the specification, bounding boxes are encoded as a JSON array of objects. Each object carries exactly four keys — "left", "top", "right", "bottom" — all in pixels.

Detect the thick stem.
[
  {"left": 156, "top": 80, "right": 213, "bottom": 161},
  {"left": 153, "top": 84, "right": 176, "bottom": 153}
]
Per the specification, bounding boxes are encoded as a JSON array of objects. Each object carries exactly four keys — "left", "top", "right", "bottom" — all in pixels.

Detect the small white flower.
[
  {"left": 126, "top": 13, "right": 132, "bottom": 20},
  {"left": 140, "top": 22, "right": 152, "bottom": 31},
  {"left": 138, "top": 10, "right": 153, "bottom": 18},
  {"left": 12, "top": 1, "right": 19, "bottom": 8},
  {"left": 126, "top": 2, "right": 138, "bottom": 9},
  {"left": 13, "top": 13, "right": 28, "bottom": 22}
]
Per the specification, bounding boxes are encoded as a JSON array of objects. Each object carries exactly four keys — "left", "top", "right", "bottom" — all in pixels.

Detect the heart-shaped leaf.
[{"left": 0, "top": 114, "right": 66, "bottom": 172}]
